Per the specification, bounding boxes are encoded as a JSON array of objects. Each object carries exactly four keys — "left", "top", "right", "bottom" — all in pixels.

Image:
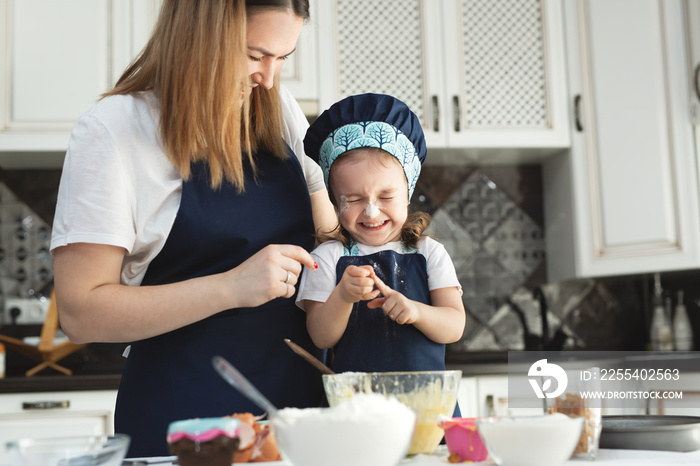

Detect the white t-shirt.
[
  {"left": 296, "top": 237, "right": 462, "bottom": 310},
  {"left": 50, "top": 85, "right": 323, "bottom": 286}
]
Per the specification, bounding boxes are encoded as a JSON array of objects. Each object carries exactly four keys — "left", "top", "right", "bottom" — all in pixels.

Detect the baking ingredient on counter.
[
  {"left": 650, "top": 273, "right": 673, "bottom": 351},
  {"left": 273, "top": 393, "right": 415, "bottom": 466},
  {"left": 673, "top": 290, "right": 694, "bottom": 351},
  {"left": 229, "top": 413, "right": 281, "bottom": 462},
  {"left": 167, "top": 417, "right": 253, "bottom": 466},
  {"left": 322, "top": 370, "right": 460, "bottom": 455},
  {"left": 6, "top": 434, "right": 130, "bottom": 466},
  {"left": 0, "top": 342, "right": 4, "bottom": 378},
  {"left": 476, "top": 414, "right": 584, "bottom": 466},
  {"left": 548, "top": 391, "right": 602, "bottom": 460},
  {"left": 437, "top": 415, "right": 488, "bottom": 462}
]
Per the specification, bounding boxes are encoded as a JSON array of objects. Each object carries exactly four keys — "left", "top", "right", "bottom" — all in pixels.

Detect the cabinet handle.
[
  {"left": 694, "top": 63, "right": 700, "bottom": 102},
  {"left": 452, "top": 95, "right": 461, "bottom": 132},
  {"left": 22, "top": 400, "right": 70, "bottom": 410},
  {"left": 574, "top": 94, "right": 584, "bottom": 132},
  {"left": 432, "top": 95, "right": 440, "bottom": 131}
]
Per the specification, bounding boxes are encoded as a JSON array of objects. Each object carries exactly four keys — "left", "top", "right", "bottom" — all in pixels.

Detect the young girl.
[{"left": 297, "top": 93, "right": 466, "bottom": 374}]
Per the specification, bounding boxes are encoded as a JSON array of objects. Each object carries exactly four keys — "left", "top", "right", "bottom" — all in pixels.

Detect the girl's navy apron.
[
  {"left": 331, "top": 243, "right": 444, "bottom": 373},
  {"left": 114, "top": 147, "right": 324, "bottom": 457},
  {"left": 331, "top": 242, "right": 460, "bottom": 417}
]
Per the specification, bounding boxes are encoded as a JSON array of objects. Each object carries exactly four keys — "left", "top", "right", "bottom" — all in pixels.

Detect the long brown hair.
[
  {"left": 318, "top": 148, "right": 431, "bottom": 249},
  {"left": 103, "top": 0, "right": 308, "bottom": 190}
]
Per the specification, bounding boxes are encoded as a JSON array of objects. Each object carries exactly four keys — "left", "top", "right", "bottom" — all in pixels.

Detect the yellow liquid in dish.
[{"left": 408, "top": 420, "right": 446, "bottom": 455}]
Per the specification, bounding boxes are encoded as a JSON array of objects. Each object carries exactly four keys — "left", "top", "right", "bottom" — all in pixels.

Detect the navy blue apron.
[
  {"left": 330, "top": 242, "right": 460, "bottom": 417},
  {"left": 114, "top": 147, "right": 324, "bottom": 457},
  {"left": 330, "top": 244, "right": 445, "bottom": 373}
]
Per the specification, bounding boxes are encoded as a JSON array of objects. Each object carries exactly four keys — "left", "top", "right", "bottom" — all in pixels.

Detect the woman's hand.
[
  {"left": 337, "top": 265, "right": 379, "bottom": 304},
  {"left": 223, "top": 244, "right": 317, "bottom": 308},
  {"left": 366, "top": 271, "right": 420, "bottom": 325}
]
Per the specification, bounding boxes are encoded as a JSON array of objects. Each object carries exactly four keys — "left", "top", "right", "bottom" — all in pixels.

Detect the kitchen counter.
[
  {"left": 122, "top": 446, "right": 700, "bottom": 465},
  {"left": 0, "top": 373, "right": 121, "bottom": 393}
]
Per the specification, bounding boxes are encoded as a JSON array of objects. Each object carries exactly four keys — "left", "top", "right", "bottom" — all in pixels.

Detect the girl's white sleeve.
[
  {"left": 422, "top": 237, "right": 463, "bottom": 294},
  {"left": 296, "top": 241, "right": 342, "bottom": 310}
]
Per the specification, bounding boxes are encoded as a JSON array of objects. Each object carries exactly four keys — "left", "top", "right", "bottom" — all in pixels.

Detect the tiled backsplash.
[
  {"left": 0, "top": 182, "right": 54, "bottom": 301},
  {"left": 1, "top": 165, "right": 698, "bottom": 356},
  {"left": 416, "top": 165, "right": 696, "bottom": 356}
]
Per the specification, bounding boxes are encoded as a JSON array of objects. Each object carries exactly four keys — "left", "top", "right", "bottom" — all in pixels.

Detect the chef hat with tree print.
[{"left": 304, "top": 93, "right": 427, "bottom": 200}]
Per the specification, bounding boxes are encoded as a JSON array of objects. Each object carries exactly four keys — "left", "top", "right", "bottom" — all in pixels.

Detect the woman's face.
[
  {"left": 331, "top": 152, "right": 410, "bottom": 247},
  {"left": 246, "top": 10, "right": 304, "bottom": 92}
]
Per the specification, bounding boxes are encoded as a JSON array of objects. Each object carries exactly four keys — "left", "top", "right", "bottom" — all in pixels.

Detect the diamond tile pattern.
[
  {"left": 441, "top": 171, "right": 517, "bottom": 244},
  {"left": 427, "top": 169, "right": 545, "bottom": 351},
  {"left": 0, "top": 183, "right": 53, "bottom": 298}
]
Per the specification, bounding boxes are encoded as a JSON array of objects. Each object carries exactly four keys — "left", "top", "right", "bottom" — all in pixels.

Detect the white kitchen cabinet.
[
  {"left": 685, "top": 0, "right": 700, "bottom": 124},
  {"left": 0, "top": 0, "right": 318, "bottom": 167},
  {"left": 315, "top": 0, "right": 569, "bottom": 155},
  {"left": 543, "top": 0, "right": 700, "bottom": 281},
  {"left": 0, "top": 389, "right": 118, "bottom": 464},
  {"left": 0, "top": 0, "right": 161, "bottom": 155},
  {"left": 279, "top": 0, "right": 319, "bottom": 108}
]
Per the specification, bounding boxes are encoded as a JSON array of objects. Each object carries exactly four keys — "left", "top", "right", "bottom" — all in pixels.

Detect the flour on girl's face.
[
  {"left": 339, "top": 195, "right": 352, "bottom": 214},
  {"left": 365, "top": 201, "right": 380, "bottom": 218},
  {"left": 338, "top": 195, "right": 382, "bottom": 218}
]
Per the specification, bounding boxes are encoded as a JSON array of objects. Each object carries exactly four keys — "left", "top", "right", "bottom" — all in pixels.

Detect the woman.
[{"left": 50, "top": 0, "right": 335, "bottom": 457}]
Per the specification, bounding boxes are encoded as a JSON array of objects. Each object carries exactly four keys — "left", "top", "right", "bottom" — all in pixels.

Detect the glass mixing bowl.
[
  {"left": 5, "top": 434, "right": 130, "bottom": 466},
  {"left": 322, "top": 370, "right": 461, "bottom": 455}
]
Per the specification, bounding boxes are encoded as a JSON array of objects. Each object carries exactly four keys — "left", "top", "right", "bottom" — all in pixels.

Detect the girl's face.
[
  {"left": 246, "top": 10, "right": 303, "bottom": 93},
  {"left": 331, "top": 152, "right": 409, "bottom": 247}
]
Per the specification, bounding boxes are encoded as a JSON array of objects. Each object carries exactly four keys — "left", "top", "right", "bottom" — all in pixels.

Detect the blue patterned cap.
[{"left": 304, "top": 93, "right": 427, "bottom": 199}]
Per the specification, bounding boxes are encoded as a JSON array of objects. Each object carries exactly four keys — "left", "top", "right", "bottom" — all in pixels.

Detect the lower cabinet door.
[{"left": 0, "top": 390, "right": 118, "bottom": 464}]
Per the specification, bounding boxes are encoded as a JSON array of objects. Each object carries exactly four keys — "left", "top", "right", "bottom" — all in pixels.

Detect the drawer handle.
[
  {"left": 453, "top": 95, "right": 461, "bottom": 132},
  {"left": 432, "top": 95, "right": 440, "bottom": 131},
  {"left": 574, "top": 94, "right": 583, "bottom": 132},
  {"left": 22, "top": 400, "right": 70, "bottom": 410}
]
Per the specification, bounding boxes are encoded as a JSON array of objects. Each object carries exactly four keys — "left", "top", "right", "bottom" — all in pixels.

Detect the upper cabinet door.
[
  {"left": 545, "top": 0, "right": 700, "bottom": 281},
  {"left": 316, "top": 0, "right": 569, "bottom": 152},
  {"left": 316, "top": 0, "right": 445, "bottom": 144},
  {"left": 279, "top": 0, "right": 319, "bottom": 102},
  {"left": 442, "top": 0, "right": 569, "bottom": 149},
  {"left": 0, "top": 0, "right": 160, "bottom": 152},
  {"left": 685, "top": 0, "right": 700, "bottom": 124}
]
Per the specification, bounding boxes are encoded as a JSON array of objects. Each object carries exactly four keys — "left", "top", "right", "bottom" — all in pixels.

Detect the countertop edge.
[{"left": 0, "top": 374, "right": 122, "bottom": 393}]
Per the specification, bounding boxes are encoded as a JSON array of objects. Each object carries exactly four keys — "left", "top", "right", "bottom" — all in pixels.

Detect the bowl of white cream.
[
  {"left": 272, "top": 393, "right": 415, "bottom": 466},
  {"left": 476, "top": 414, "right": 584, "bottom": 466}
]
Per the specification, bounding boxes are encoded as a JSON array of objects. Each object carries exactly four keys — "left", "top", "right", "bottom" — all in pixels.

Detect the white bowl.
[
  {"left": 5, "top": 434, "right": 130, "bottom": 466},
  {"left": 476, "top": 414, "right": 583, "bottom": 466},
  {"left": 273, "top": 393, "right": 415, "bottom": 466}
]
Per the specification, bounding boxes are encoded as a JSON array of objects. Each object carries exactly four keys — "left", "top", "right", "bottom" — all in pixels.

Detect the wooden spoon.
[{"left": 284, "top": 338, "right": 335, "bottom": 375}]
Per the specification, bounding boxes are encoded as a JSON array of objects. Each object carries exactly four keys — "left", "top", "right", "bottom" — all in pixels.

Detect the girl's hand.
[
  {"left": 367, "top": 271, "right": 421, "bottom": 325},
  {"left": 338, "top": 265, "right": 380, "bottom": 304}
]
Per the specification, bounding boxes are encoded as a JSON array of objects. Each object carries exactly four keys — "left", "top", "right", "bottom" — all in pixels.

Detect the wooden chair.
[{"left": 0, "top": 290, "right": 87, "bottom": 376}]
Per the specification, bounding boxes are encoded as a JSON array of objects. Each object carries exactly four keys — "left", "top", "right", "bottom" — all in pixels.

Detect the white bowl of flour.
[{"left": 273, "top": 393, "right": 416, "bottom": 466}]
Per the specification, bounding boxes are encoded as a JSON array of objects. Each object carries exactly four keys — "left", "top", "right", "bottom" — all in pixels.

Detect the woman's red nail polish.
[{"left": 314, "top": 262, "right": 318, "bottom": 269}]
